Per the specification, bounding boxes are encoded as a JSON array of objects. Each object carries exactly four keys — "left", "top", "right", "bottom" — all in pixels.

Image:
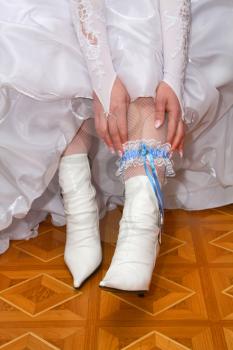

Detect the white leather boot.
[
  {"left": 99, "top": 175, "right": 161, "bottom": 292},
  {"left": 59, "top": 154, "right": 102, "bottom": 288}
]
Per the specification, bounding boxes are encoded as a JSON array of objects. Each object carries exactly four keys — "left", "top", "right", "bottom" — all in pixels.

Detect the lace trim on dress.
[
  {"left": 71, "top": 0, "right": 106, "bottom": 91},
  {"left": 162, "top": 0, "right": 191, "bottom": 96},
  {"left": 176, "top": 0, "right": 191, "bottom": 95},
  {"left": 164, "top": 0, "right": 191, "bottom": 59}
]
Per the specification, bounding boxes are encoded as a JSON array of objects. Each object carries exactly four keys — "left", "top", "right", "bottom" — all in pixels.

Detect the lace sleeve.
[
  {"left": 159, "top": 0, "right": 191, "bottom": 119},
  {"left": 70, "top": 0, "right": 116, "bottom": 114}
]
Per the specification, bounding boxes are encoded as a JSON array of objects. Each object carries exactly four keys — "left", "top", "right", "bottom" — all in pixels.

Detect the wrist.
[{"left": 162, "top": 74, "right": 185, "bottom": 120}]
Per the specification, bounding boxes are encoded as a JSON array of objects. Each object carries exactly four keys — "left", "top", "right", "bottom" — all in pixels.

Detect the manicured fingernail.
[
  {"left": 179, "top": 150, "right": 183, "bottom": 158},
  {"left": 118, "top": 150, "right": 123, "bottom": 157},
  {"left": 155, "top": 120, "right": 162, "bottom": 129},
  {"left": 109, "top": 148, "right": 115, "bottom": 154}
]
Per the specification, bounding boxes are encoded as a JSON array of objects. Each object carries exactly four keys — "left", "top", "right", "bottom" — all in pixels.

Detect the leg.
[
  {"left": 63, "top": 118, "right": 94, "bottom": 156},
  {"left": 123, "top": 97, "right": 167, "bottom": 183},
  {"left": 59, "top": 119, "right": 102, "bottom": 288},
  {"left": 100, "top": 98, "right": 172, "bottom": 292}
]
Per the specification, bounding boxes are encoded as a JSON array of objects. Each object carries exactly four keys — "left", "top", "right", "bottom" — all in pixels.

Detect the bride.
[
  {"left": 0, "top": 0, "right": 232, "bottom": 292},
  {"left": 59, "top": 0, "right": 188, "bottom": 292}
]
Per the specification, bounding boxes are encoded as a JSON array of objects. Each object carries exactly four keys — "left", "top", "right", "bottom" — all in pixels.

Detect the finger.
[
  {"left": 108, "top": 111, "right": 123, "bottom": 154},
  {"left": 95, "top": 112, "right": 114, "bottom": 152},
  {"left": 155, "top": 97, "right": 166, "bottom": 129},
  {"left": 171, "top": 120, "right": 185, "bottom": 151},
  {"left": 177, "top": 125, "right": 185, "bottom": 156},
  {"left": 93, "top": 94, "right": 115, "bottom": 152},
  {"left": 178, "top": 139, "right": 184, "bottom": 158},
  {"left": 103, "top": 125, "right": 115, "bottom": 153},
  {"left": 94, "top": 110, "right": 102, "bottom": 139},
  {"left": 116, "top": 102, "right": 128, "bottom": 145},
  {"left": 166, "top": 108, "right": 180, "bottom": 146}
]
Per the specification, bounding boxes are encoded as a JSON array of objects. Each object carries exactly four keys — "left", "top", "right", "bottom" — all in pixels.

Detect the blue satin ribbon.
[
  {"left": 119, "top": 142, "right": 169, "bottom": 226},
  {"left": 140, "top": 144, "right": 164, "bottom": 225}
]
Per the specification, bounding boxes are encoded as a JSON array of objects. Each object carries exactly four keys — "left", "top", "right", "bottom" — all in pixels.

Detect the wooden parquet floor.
[{"left": 0, "top": 205, "right": 233, "bottom": 349}]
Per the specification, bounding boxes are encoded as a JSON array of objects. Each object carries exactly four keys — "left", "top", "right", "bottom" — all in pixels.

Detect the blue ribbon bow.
[{"left": 139, "top": 143, "right": 164, "bottom": 225}]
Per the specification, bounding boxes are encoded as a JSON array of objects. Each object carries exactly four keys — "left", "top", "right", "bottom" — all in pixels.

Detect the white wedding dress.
[{"left": 0, "top": 0, "right": 232, "bottom": 254}]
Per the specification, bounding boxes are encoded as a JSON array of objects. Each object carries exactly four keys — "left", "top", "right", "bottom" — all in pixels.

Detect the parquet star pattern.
[{"left": 0, "top": 205, "right": 232, "bottom": 349}]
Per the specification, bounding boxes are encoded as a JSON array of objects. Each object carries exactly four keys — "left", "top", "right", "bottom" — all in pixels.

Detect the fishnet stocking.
[
  {"left": 64, "top": 119, "right": 95, "bottom": 156},
  {"left": 123, "top": 97, "right": 168, "bottom": 186}
]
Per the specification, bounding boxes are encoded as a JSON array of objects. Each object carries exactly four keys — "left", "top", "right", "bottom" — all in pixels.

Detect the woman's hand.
[
  {"left": 93, "top": 77, "right": 130, "bottom": 155},
  {"left": 154, "top": 81, "right": 185, "bottom": 156}
]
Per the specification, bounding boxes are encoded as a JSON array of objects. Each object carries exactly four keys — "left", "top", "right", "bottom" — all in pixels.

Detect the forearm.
[
  {"left": 159, "top": 0, "right": 191, "bottom": 118},
  {"left": 70, "top": 0, "right": 116, "bottom": 113}
]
